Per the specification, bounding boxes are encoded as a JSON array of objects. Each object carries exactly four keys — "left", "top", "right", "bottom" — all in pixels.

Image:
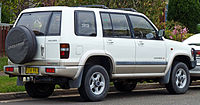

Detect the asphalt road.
[{"left": 1, "top": 86, "right": 200, "bottom": 105}]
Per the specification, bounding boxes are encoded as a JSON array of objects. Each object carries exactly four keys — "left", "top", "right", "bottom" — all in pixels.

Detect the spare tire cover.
[{"left": 5, "top": 25, "right": 37, "bottom": 64}]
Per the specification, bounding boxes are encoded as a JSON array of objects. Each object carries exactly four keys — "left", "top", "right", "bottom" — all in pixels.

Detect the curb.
[
  {"left": 0, "top": 89, "right": 78, "bottom": 101},
  {"left": 0, "top": 92, "right": 28, "bottom": 101}
]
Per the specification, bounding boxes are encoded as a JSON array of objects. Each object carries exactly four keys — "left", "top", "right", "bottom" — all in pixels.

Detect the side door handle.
[
  {"left": 138, "top": 41, "right": 144, "bottom": 46},
  {"left": 107, "top": 39, "right": 114, "bottom": 44}
]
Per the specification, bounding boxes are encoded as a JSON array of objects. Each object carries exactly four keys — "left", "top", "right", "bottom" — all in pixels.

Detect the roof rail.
[
  {"left": 116, "top": 8, "right": 137, "bottom": 12},
  {"left": 78, "top": 5, "right": 108, "bottom": 9}
]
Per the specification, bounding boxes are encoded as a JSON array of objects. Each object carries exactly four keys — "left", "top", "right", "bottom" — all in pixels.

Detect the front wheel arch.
[{"left": 160, "top": 55, "right": 192, "bottom": 84}]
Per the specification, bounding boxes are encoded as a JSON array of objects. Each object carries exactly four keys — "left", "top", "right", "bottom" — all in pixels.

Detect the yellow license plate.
[{"left": 26, "top": 67, "right": 39, "bottom": 74}]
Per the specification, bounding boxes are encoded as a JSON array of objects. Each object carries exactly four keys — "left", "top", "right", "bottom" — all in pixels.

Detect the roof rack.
[
  {"left": 78, "top": 5, "right": 108, "bottom": 9},
  {"left": 116, "top": 8, "right": 137, "bottom": 12}
]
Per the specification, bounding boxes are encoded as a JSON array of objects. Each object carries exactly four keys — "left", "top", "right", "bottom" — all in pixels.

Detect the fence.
[{"left": 0, "top": 26, "right": 11, "bottom": 57}]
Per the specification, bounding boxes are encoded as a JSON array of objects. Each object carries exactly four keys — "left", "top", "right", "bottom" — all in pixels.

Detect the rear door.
[
  {"left": 45, "top": 12, "right": 62, "bottom": 61},
  {"left": 101, "top": 12, "right": 136, "bottom": 74},
  {"left": 16, "top": 12, "right": 52, "bottom": 60},
  {"left": 16, "top": 11, "right": 62, "bottom": 62}
]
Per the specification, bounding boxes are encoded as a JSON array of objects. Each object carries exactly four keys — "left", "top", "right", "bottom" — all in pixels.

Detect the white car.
[
  {"left": 183, "top": 34, "right": 200, "bottom": 66},
  {"left": 4, "top": 6, "right": 196, "bottom": 101}
]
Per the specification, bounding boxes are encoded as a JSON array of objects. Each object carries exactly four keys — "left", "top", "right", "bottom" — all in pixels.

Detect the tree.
[
  {"left": 1, "top": 0, "right": 166, "bottom": 28},
  {"left": 1, "top": 0, "right": 44, "bottom": 23},
  {"left": 167, "top": 0, "right": 200, "bottom": 33}
]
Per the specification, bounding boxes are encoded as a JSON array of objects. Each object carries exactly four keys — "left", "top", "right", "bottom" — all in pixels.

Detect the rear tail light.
[
  {"left": 60, "top": 44, "right": 70, "bottom": 59},
  {"left": 5, "top": 67, "right": 14, "bottom": 72},
  {"left": 45, "top": 68, "right": 55, "bottom": 73},
  {"left": 196, "top": 50, "right": 200, "bottom": 57}
]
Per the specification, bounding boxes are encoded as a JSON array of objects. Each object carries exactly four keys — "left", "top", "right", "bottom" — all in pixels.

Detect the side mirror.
[
  {"left": 146, "top": 33, "right": 154, "bottom": 39},
  {"left": 158, "top": 29, "right": 165, "bottom": 37}
]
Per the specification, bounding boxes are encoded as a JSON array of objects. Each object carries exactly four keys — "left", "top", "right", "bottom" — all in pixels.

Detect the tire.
[
  {"left": 78, "top": 65, "right": 110, "bottom": 101},
  {"left": 165, "top": 62, "right": 190, "bottom": 94},
  {"left": 25, "top": 82, "right": 55, "bottom": 98},
  {"left": 5, "top": 25, "right": 37, "bottom": 64},
  {"left": 114, "top": 80, "right": 137, "bottom": 92}
]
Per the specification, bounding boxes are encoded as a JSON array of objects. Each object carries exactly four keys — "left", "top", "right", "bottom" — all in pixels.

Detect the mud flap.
[
  {"left": 68, "top": 70, "right": 83, "bottom": 88},
  {"left": 159, "top": 67, "right": 171, "bottom": 84},
  {"left": 17, "top": 77, "right": 24, "bottom": 86}
]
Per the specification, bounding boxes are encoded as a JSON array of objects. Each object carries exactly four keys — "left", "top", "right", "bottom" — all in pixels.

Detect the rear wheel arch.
[
  {"left": 83, "top": 55, "right": 114, "bottom": 78},
  {"left": 69, "top": 55, "right": 114, "bottom": 88}
]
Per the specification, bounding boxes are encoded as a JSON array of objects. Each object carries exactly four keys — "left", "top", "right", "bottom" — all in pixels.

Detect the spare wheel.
[{"left": 5, "top": 25, "right": 37, "bottom": 64}]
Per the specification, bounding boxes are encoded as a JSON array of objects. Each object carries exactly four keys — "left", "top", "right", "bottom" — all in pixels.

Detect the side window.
[
  {"left": 75, "top": 11, "right": 96, "bottom": 36},
  {"left": 101, "top": 13, "right": 112, "bottom": 37},
  {"left": 110, "top": 14, "right": 131, "bottom": 38},
  {"left": 47, "top": 12, "right": 61, "bottom": 36},
  {"left": 129, "top": 15, "right": 156, "bottom": 39}
]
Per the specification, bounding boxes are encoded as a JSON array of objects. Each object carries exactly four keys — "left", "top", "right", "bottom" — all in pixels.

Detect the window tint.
[
  {"left": 17, "top": 12, "right": 51, "bottom": 36},
  {"left": 101, "top": 13, "right": 112, "bottom": 37},
  {"left": 110, "top": 14, "right": 131, "bottom": 38},
  {"left": 48, "top": 12, "right": 61, "bottom": 36},
  {"left": 129, "top": 15, "right": 156, "bottom": 39},
  {"left": 75, "top": 11, "right": 96, "bottom": 36}
]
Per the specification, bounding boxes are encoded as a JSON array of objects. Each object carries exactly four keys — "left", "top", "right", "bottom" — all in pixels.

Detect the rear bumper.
[
  {"left": 197, "top": 57, "right": 200, "bottom": 66},
  {"left": 4, "top": 65, "right": 81, "bottom": 79},
  {"left": 191, "top": 60, "right": 197, "bottom": 69},
  {"left": 190, "top": 66, "right": 200, "bottom": 77}
]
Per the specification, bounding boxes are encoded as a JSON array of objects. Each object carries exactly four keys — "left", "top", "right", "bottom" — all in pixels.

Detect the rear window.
[
  {"left": 16, "top": 11, "right": 61, "bottom": 36},
  {"left": 47, "top": 12, "right": 62, "bottom": 36},
  {"left": 100, "top": 12, "right": 131, "bottom": 38},
  {"left": 75, "top": 11, "right": 97, "bottom": 36}
]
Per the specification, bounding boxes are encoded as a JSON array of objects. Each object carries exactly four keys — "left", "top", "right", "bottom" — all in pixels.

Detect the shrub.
[
  {"left": 0, "top": 57, "right": 8, "bottom": 71},
  {"left": 197, "top": 24, "right": 200, "bottom": 33},
  {"left": 165, "top": 21, "right": 193, "bottom": 42},
  {"left": 167, "top": 0, "right": 200, "bottom": 33}
]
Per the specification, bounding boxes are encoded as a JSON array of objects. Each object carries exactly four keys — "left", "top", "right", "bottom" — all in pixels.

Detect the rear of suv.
[{"left": 4, "top": 6, "right": 196, "bottom": 101}]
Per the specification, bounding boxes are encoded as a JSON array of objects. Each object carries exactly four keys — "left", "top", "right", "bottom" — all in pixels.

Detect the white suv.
[{"left": 4, "top": 6, "right": 196, "bottom": 101}]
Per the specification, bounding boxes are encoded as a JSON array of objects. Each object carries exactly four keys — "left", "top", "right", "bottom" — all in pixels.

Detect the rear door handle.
[{"left": 41, "top": 44, "right": 45, "bottom": 57}]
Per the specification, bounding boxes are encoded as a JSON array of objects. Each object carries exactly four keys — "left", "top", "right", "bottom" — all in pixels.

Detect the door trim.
[{"left": 116, "top": 61, "right": 168, "bottom": 65}]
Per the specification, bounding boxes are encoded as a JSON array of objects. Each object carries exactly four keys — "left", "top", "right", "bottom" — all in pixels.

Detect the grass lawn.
[
  {"left": 0, "top": 57, "right": 25, "bottom": 93},
  {"left": 0, "top": 57, "right": 65, "bottom": 93},
  {"left": 0, "top": 57, "right": 8, "bottom": 71},
  {"left": 0, "top": 76, "right": 25, "bottom": 93},
  {"left": 0, "top": 76, "right": 62, "bottom": 93}
]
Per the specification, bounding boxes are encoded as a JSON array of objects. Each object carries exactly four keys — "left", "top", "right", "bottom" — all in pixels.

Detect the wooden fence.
[{"left": 0, "top": 26, "right": 11, "bottom": 57}]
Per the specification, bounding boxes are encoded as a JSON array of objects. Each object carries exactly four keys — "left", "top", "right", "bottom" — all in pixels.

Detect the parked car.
[
  {"left": 4, "top": 5, "right": 196, "bottom": 101},
  {"left": 183, "top": 34, "right": 200, "bottom": 80},
  {"left": 183, "top": 34, "right": 200, "bottom": 66}
]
